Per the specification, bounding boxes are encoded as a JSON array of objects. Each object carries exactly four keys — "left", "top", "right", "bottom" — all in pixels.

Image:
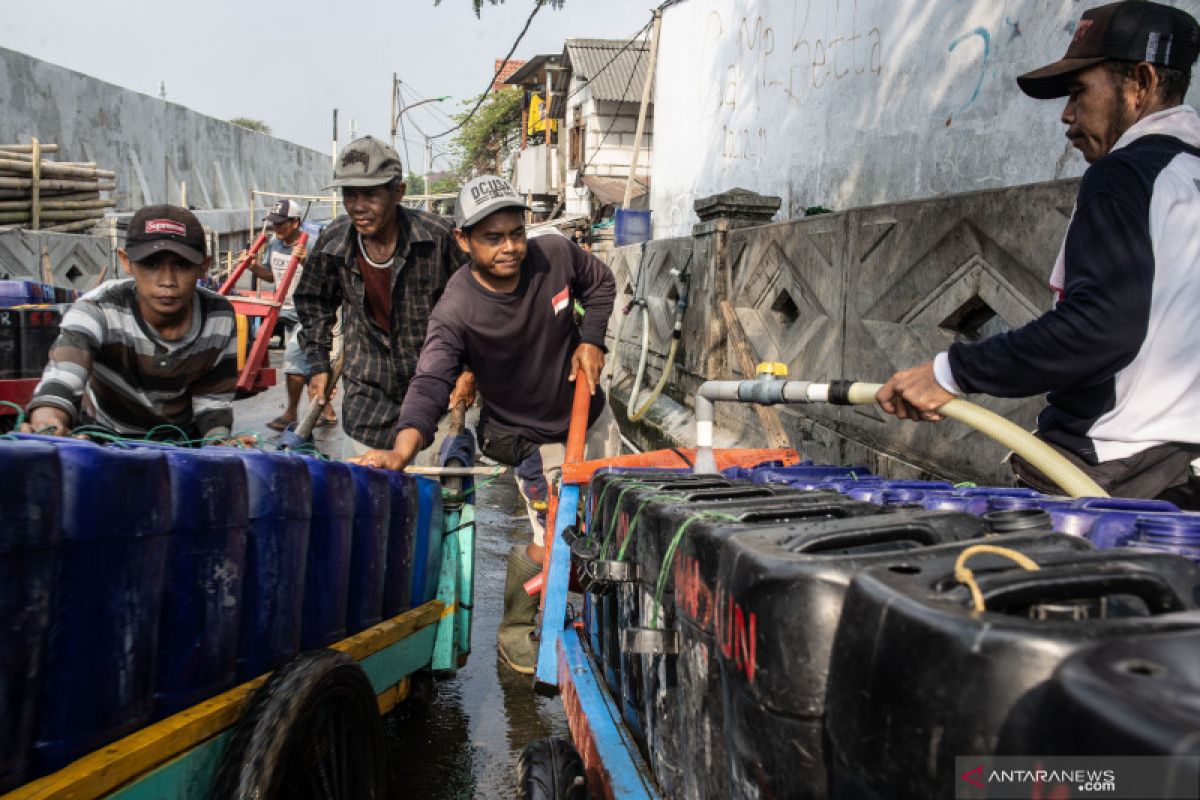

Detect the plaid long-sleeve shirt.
[{"left": 294, "top": 206, "right": 467, "bottom": 449}]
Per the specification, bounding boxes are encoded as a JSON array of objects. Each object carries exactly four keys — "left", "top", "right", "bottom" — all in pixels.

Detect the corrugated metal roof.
[{"left": 564, "top": 38, "right": 652, "bottom": 104}]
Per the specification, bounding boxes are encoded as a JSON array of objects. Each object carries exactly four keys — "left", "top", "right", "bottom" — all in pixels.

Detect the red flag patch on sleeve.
[{"left": 551, "top": 285, "right": 570, "bottom": 315}]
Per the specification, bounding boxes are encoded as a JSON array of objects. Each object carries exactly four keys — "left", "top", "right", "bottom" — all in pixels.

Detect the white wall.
[{"left": 651, "top": 0, "right": 1200, "bottom": 238}]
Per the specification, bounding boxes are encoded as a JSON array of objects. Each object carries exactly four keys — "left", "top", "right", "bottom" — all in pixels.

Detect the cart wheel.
[
  {"left": 517, "top": 737, "right": 589, "bottom": 800},
  {"left": 211, "top": 650, "right": 387, "bottom": 800}
]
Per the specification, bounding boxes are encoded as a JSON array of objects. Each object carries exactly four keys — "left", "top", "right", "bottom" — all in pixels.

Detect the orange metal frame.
[{"left": 217, "top": 231, "right": 308, "bottom": 396}]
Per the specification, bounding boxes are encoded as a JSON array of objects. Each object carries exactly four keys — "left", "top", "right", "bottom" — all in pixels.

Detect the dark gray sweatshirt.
[{"left": 395, "top": 235, "right": 615, "bottom": 447}]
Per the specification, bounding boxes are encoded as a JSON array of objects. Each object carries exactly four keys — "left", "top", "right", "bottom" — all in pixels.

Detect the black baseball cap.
[
  {"left": 1018, "top": 1, "right": 1200, "bottom": 99},
  {"left": 265, "top": 198, "right": 302, "bottom": 224},
  {"left": 125, "top": 204, "right": 207, "bottom": 265}
]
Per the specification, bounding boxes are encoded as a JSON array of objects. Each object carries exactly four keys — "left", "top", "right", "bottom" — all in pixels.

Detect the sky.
[{"left": 0, "top": 0, "right": 654, "bottom": 168}]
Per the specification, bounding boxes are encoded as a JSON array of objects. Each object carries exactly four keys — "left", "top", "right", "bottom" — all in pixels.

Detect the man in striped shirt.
[{"left": 24, "top": 205, "right": 238, "bottom": 442}]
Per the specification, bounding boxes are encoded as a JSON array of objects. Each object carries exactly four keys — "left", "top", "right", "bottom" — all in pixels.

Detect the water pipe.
[
  {"left": 691, "top": 367, "right": 1108, "bottom": 499},
  {"left": 627, "top": 262, "right": 690, "bottom": 422}
]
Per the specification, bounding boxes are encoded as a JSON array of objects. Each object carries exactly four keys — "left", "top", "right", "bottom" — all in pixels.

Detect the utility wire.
[
  {"left": 431, "top": 0, "right": 546, "bottom": 140},
  {"left": 565, "top": 15, "right": 654, "bottom": 104}
]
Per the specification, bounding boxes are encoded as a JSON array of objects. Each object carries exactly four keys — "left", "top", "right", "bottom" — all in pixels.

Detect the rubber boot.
[{"left": 498, "top": 545, "right": 542, "bottom": 675}]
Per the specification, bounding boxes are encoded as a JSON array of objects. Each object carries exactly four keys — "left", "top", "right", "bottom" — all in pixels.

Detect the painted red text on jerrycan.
[
  {"left": 346, "top": 466, "right": 391, "bottom": 634},
  {"left": 32, "top": 441, "right": 171, "bottom": 776},
  {"left": 230, "top": 449, "right": 312, "bottom": 682},
  {"left": 141, "top": 445, "right": 249, "bottom": 719},
  {"left": 299, "top": 456, "right": 355, "bottom": 649},
  {"left": 0, "top": 440, "right": 61, "bottom": 791},
  {"left": 382, "top": 471, "right": 419, "bottom": 618}
]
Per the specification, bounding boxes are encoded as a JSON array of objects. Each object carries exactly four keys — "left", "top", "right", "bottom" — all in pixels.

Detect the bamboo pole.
[
  {"left": 0, "top": 177, "right": 115, "bottom": 191},
  {"left": 0, "top": 196, "right": 109, "bottom": 212},
  {"left": 0, "top": 150, "right": 96, "bottom": 168},
  {"left": 43, "top": 219, "right": 102, "bottom": 233},
  {"left": 30, "top": 138, "right": 40, "bottom": 230},
  {"left": 0, "top": 143, "right": 58, "bottom": 153},
  {"left": 0, "top": 159, "right": 115, "bottom": 180},
  {"left": 623, "top": 9, "right": 662, "bottom": 208},
  {"left": 0, "top": 208, "right": 107, "bottom": 224},
  {"left": 0, "top": 143, "right": 59, "bottom": 154}
]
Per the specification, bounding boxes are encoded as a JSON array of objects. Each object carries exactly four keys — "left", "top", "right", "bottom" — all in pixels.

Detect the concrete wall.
[
  {"left": 607, "top": 178, "right": 1080, "bottom": 485},
  {"left": 650, "top": 0, "right": 1200, "bottom": 238},
  {"left": 0, "top": 46, "right": 332, "bottom": 219},
  {"left": 564, "top": 89, "right": 654, "bottom": 215}
]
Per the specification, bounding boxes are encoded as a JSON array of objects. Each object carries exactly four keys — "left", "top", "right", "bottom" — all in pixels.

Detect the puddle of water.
[{"left": 385, "top": 477, "right": 568, "bottom": 799}]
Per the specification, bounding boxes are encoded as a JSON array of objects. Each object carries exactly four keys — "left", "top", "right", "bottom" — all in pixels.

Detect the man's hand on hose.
[
  {"left": 448, "top": 370, "right": 476, "bottom": 409},
  {"left": 569, "top": 342, "right": 605, "bottom": 395},
  {"left": 876, "top": 361, "right": 954, "bottom": 422},
  {"left": 349, "top": 428, "right": 424, "bottom": 472}
]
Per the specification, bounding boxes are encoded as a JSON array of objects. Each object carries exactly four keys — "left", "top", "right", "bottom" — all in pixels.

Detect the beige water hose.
[{"left": 843, "top": 383, "right": 1108, "bottom": 499}]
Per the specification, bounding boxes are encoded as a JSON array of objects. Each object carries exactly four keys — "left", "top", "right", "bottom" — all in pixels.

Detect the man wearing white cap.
[{"left": 352, "top": 174, "right": 619, "bottom": 673}]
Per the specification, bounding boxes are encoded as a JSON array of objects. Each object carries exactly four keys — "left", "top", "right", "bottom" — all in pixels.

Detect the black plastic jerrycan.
[
  {"left": 826, "top": 547, "right": 1200, "bottom": 800},
  {"left": 716, "top": 511, "right": 1086, "bottom": 800},
  {"left": 620, "top": 490, "right": 877, "bottom": 798},
  {"left": 999, "top": 627, "right": 1200, "bottom": 775},
  {"left": 581, "top": 470, "right": 733, "bottom": 693},
  {"left": 604, "top": 483, "right": 811, "bottom": 776},
  {"left": 670, "top": 494, "right": 883, "bottom": 800}
]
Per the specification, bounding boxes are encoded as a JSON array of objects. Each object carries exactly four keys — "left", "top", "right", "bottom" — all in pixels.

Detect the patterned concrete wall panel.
[
  {"left": 724, "top": 213, "right": 849, "bottom": 458},
  {"left": 0, "top": 229, "right": 115, "bottom": 290},
  {"left": 843, "top": 181, "right": 1079, "bottom": 482}
]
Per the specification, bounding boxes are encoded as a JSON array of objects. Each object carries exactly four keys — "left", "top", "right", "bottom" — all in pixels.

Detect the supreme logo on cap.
[
  {"left": 145, "top": 219, "right": 187, "bottom": 236},
  {"left": 1072, "top": 18, "right": 1094, "bottom": 44}
]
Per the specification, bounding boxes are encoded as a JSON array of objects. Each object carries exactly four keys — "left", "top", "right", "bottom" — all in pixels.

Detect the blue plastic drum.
[
  {"left": 0, "top": 440, "right": 61, "bottom": 791},
  {"left": 346, "top": 466, "right": 390, "bottom": 634},
  {"left": 32, "top": 444, "right": 171, "bottom": 776},
  {"left": 300, "top": 458, "right": 354, "bottom": 649},
  {"left": 231, "top": 450, "right": 312, "bottom": 682},
  {"left": 1132, "top": 515, "right": 1200, "bottom": 563},
  {"left": 382, "top": 471, "right": 419, "bottom": 618},
  {"left": 152, "top": 447, "right": 249, "bottom": 718}
]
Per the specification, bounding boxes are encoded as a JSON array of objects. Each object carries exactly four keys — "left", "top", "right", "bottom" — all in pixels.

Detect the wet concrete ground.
[{"left": 235, "top": 350, "right": 568, "bottom": 799}]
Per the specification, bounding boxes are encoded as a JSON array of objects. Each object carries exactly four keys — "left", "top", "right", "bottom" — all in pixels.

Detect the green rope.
[
  {"left": 441, "top": 465, "right": 505, "bottom": 500},
  {"left": 589, "top": 478, "right": 651, "bottom": 545},
  {"left": 0, "top": 400, "right": 25, "bottom": 429},
  {"left": 649, "top": 510, "right": 741, "bottom": 629},
  {"left": 954, "top": 481, "right": 977, "bottom": 489},
  {"left": 599, "top": 482, "right": 663, "bottom": 558},
  {"left": 616, "top": 493, "right": 690, "bottom": 562}
]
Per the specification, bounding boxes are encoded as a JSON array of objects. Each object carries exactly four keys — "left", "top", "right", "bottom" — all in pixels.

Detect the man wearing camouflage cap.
[{"left": 294, "top": 135, "right": 472, "bottom": 457}]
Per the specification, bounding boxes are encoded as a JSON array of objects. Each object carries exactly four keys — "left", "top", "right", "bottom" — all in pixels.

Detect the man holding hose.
[{"left": 877, "top": 1, "right": 1200, "bottom": 506}]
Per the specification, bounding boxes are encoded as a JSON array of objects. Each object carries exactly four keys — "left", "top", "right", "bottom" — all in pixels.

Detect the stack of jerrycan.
[
  {"left": 0, "top": 440, "right": 61, "bottom": 791},
  {"left": 715, "top": 506, "right": 1093, "bottom": 800},
  {"left": 616, "top": 483, "right": 860, "bottom": 795},
  {"left": 299, "top": 457, "right": 355, "bottom": 649},
  {"left": 825, "top": 543, "right": 1200, "bottom": 798},
  {"left": 138, "top": 445, "right": 250, "bottom": 719},
  {"left": 672, "top": 490, "right": 883, "bottom": 799},
  {"left": 22, "top": 438, "right": 173, "bottom": 776},
  {"left": 998, "top": 628, "right": 1200, "bottom": 796},
  {"left": 347, "top": 466, "right": 391, "bottom": 633},
  {"left": 230, "top": 450, "right": 312, "bottom": 682}
]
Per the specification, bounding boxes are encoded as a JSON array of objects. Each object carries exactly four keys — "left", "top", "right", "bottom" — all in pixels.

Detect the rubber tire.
[
  {"left": 211, "top": 649, "right": 387, "bottom": 800},
  {"left": 517, "top": 736, "right": 589, "bottom": 800}
]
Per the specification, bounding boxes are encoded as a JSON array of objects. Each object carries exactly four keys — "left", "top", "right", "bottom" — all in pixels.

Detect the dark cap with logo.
[
  {"left": 125, "top": 204, "right": 207, "bottom": 265},
  {"left": 265, "top": 198, "right": 302, "bottom": 224},
  {"left": 1018, "top": 1, "right": 1200, "bottom": 99},
  {"left": 455, "top": 175, "right": 528, "bottom": 229},
  {"left": 327, "top": 136, "right": 405, "bottom": 189}
]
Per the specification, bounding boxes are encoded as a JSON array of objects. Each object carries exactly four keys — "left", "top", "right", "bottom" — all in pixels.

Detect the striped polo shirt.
[{"left": 28, "top": 279, "right": 238, "bottom": 439}]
